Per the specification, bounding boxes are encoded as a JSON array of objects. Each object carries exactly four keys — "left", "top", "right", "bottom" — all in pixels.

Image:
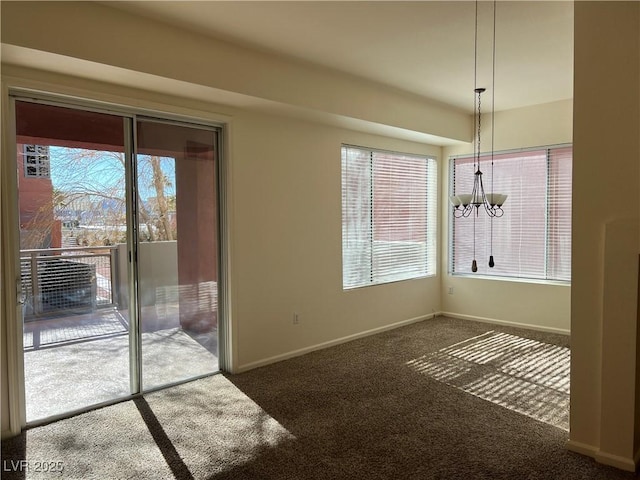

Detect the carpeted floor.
[{"left": 2, "top": 316, "right": 637, "bottom": 479}]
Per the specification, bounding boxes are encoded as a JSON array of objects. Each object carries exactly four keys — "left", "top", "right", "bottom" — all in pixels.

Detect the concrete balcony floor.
[{"left": 23, "top": 306, "right": 219, "bottom": 422}]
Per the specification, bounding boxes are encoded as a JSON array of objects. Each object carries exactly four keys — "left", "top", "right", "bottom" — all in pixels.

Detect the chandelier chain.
[{"left": 476, "top": 90, "right": 482, "bottom": 169}]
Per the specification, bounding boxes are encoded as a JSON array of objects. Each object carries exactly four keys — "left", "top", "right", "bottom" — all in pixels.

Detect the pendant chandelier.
[{"left": 449, "top": 0, "right": 506, "bottom": 272}]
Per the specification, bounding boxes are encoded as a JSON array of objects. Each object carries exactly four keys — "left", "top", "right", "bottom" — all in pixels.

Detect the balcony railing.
[{"left": 20, "top": 246, "right": 119, "bottom": 320}]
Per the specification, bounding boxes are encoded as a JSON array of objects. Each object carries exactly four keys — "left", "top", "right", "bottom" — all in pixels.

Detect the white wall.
[
  {"left": 569, "top": 2, "right": 640, "bottom": 470},
  {"left": 231, "top": 112, "right": 441, "bottom": 369},
  {"left": 441, "top": 100, "right": 572, "bottom": 333}
]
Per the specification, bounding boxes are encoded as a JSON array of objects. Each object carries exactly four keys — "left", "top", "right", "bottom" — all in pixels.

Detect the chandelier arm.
[{"left": 477, "top": 172, "right": 498, "bottom": 218}]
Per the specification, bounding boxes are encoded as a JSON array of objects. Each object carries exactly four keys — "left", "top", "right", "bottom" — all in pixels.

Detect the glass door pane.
[
  {"left": 136, "top": 119, "right": 219, "bottom": 390},
  {"left": 15, "top": 101, "right": 131, "bottom": 421}
]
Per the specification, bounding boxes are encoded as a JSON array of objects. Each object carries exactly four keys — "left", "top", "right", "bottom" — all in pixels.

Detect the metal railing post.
[
  {"left": 30, "top": 252, "right": 42, "bottom": 315},
  {"left": 110, "top": 247, "right": 118, "bottom": 306}
]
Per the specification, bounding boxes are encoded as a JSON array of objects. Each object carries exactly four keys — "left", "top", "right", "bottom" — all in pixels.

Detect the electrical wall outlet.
[
  {"left": 448, "top": 286, "right": 454, "bottom": 295},
  {"left": 293, "top": 312, "right": 300, "bottom": 325}
]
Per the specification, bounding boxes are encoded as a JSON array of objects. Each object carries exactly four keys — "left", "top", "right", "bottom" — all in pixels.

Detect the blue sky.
[{"left": 50, "top": 147, "right": 176, "bottom": 201}]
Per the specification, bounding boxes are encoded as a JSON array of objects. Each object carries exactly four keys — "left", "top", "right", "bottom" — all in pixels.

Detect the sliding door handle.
[{"left": 16, "top": 279, "right": 26, "bottom": 305}]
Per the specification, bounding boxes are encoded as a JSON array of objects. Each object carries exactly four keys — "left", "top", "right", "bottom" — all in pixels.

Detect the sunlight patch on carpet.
[
  {"left": 144, "top": 375, "right": 297, "bottom": 477},
  {"left": 10, "top": 376, "right": 297, "bottom": 479},
  {"left": 407, "top": 331, "right": 570, "bottom": 431}
]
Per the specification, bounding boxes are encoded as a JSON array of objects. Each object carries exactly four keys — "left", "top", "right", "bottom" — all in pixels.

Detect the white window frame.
[
  {"left": 449, "top": 144, "right": 572, "bottom": 283},
  {"left": 341, "top": 144, "right": 437, "bottom": 290}
]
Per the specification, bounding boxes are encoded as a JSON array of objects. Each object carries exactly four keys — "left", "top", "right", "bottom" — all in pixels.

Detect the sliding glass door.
[
  {"left": 136, "top": 118, "right": 219, "bottom": 390},
  {"left": 14, "top": 98, "right": 221, "bottom": 423}
]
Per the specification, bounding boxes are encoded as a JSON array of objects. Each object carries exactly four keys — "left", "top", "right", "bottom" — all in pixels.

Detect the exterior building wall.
[
  {"left": 16, "top": 143, "right": 58, "bottom": 249},
  {"left": 176, "top": 146, "right": 218, "bottom": 333}
]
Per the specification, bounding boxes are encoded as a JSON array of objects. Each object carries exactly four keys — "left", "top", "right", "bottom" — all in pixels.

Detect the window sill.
[
  {"left": 449, "top": 273, "right": 570, "bottom": 287},
  {"left": 344, "top": 273, "right": 437, "bottom": 291}
]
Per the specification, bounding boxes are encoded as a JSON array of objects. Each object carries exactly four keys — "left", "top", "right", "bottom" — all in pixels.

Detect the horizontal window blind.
[
  {"left": 342, "top": 146, "right": 437, "bottom": 289},
  {"left": 546, "top": 146, "right": 572, "bottom": 281},
  {"left": 450, "top": 145, "right": 572, "bottom": 282}
]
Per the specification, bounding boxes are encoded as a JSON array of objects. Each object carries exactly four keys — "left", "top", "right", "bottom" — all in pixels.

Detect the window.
[
  {"left": 341, "top": 145, "right": 437, "bottom": 289},
  {"left": 450, "top": 145, "right": 572, "bottom": 282},
  {"left": 23, "top": 144, "right": 50, "bottom": 178}
]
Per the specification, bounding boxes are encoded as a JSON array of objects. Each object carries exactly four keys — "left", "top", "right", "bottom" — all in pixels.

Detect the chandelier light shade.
[{"left": 450, "top": 0, "right": 506, "bottom": 272}]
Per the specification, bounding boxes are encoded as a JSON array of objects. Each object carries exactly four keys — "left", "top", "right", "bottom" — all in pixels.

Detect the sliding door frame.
[
  {"left": 3, "top": 88, "right": 230, "bottom": 431},
  {"left": 3, "top": 90, "right": 26, "bottom": 436},
  {"left": 124, "top": 117, "right": 142, "bottom": 395}
]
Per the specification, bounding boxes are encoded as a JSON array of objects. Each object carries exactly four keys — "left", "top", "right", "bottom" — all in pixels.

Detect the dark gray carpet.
[{"left": 2, "top": 316, "right": 637, "bottom": 479}]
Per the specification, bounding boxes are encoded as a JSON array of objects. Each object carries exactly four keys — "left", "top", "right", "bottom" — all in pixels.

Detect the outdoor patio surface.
[
  {"left": 24, "top": 309, "right": 128, "bottom": 350},
  {"left": 23, "top": 307, "right": 219, "bottom": 422}
]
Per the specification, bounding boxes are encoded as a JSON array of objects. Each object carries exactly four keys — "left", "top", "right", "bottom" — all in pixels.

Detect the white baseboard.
[
  {"left": 567, "top": 440, "right": 638, "bottom": 472},
  {"left": 595, "top": 450, "right": 637, "bottom": 472},
  {"left": 235, "top": 312, "right": 440, "bottom": 373},
  {"left": 566, "top": 439, "right": 598, "bottom": 458},
  {"left": 441, "top": 311, "right": 570, "bottom": 336}
]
